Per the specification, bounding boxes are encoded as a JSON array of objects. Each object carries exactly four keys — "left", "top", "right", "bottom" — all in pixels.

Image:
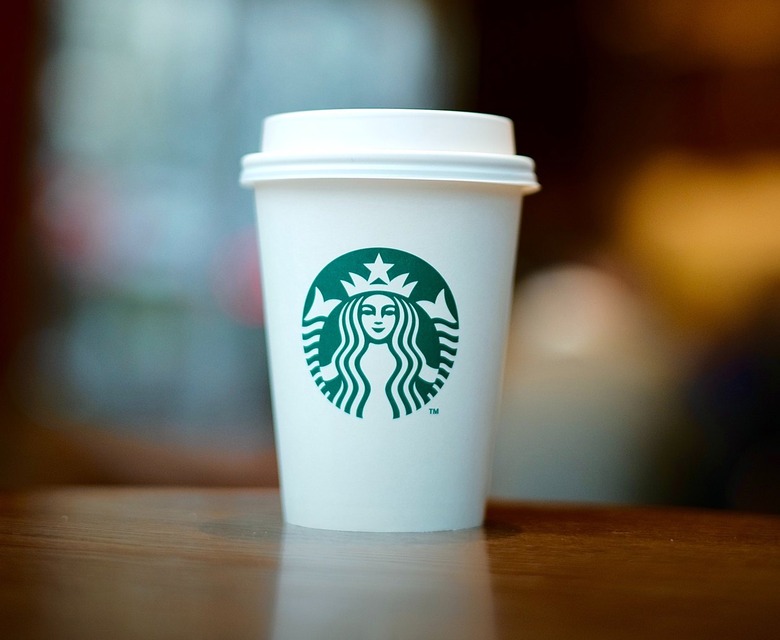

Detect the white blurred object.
[{"left": 491, "top": 264, "right": 682, "bottom": 504}]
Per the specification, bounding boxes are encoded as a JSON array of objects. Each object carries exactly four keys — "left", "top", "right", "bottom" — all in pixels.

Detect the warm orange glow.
[
  {"left": 592, "top": 0, "right": 780, "bottom": 67},
  {"left": 615, "top": 151, "right": 780, "bottom": 333}
]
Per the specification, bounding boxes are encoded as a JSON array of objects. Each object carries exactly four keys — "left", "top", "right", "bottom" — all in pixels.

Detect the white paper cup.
[{"left": 241, "top": 109, "right": 538, "bottom": 531}]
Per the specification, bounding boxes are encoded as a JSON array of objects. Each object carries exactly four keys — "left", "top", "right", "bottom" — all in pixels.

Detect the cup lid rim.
[{"left": 240, "top": 149, "right": 540, "bottom": 191}]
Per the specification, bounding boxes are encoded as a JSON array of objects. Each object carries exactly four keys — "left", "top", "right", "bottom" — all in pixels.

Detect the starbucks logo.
[{"left": 302, "top": 248, "right": 459, "bottom": 419}]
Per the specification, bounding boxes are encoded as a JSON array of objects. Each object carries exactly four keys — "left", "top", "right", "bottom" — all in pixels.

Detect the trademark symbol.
[{"left": 429, "top": 408, "right": 440, "bottom": 415}]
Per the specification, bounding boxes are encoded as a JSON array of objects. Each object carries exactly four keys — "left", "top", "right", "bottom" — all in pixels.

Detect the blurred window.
[{"left": 29, "top": 0, "right": 474, "bottom": 448}]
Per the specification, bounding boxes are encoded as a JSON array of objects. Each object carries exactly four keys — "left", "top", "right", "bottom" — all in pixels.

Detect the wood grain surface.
[{"left": 1, "top": 488, "right": 778, "bottom": 639}]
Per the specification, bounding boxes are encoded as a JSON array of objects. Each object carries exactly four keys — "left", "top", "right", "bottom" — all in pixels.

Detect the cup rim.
[{"left": 240, "top": 149, "right": 540, "bottom": 191}]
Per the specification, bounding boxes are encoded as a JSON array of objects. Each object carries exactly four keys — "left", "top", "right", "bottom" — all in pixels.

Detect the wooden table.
[{"left": 1, "top": 488, "right": 779, "bottom": 639}]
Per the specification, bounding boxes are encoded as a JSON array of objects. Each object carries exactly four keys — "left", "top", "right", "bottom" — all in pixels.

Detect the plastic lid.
[{"left": 240, "top": 109, "right": 539, "bottom": 191}]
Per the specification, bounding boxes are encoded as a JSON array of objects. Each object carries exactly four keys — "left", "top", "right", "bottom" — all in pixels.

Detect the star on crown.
[{"left": 341, "top": 253, "right": 417, "bottom": 298}]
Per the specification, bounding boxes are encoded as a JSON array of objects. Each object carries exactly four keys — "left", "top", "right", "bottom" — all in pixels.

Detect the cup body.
[{"left": 241, "top": 110, "right": 538, "bottom": 531}]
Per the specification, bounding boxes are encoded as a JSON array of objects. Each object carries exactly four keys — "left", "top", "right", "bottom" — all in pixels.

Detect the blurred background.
[{"left": 2, "top": 0, "right": 778, "bottom": 511}]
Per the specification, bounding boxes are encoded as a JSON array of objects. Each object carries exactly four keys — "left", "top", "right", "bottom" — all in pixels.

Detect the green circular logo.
[{"left": 302, "top": 248, "right": 459, "bottom": 419}]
